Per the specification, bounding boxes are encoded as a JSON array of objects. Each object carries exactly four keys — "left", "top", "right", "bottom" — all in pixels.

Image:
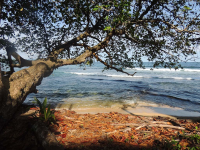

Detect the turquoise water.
[{"left": 24, "top": 62, "right": 200, "bottom": 112}]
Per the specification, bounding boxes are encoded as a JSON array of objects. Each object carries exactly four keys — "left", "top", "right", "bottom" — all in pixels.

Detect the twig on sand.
[
  {"left": 136, "top": 124, "right": 147, "bottom": 130},
  {"left": 148, "top": 124, "right": 185, "bottom": 130}
]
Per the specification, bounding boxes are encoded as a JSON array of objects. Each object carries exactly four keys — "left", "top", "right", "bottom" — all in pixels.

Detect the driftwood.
[
  {"left": 148, "top": 124, "right": 185, "bottom": 130},
  {"left": 151, "top": 121, "right": 172, "bottom": 124},
  {"left": 106, "top": 130, "right": 118, "bottom": 135},
  {"left": 136, "top": 123, "right": 185, "bottom": 130},
  {"left": 136, "top": 124, "right": 147, "bottom": 130},
  {"left": 111, "top": 123, "right": 142, "bottom": 126},
  {"left": 111, "top": 121, "right": 185, "bottom": 130}
]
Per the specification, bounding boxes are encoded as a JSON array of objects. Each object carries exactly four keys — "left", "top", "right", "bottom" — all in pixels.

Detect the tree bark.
[
  {"left": 0, "top": 61, "right": 54, "bottom": 131},
  {"left": 0, "top": 64, "right": 4, "bottom": 104},
  {"left": 0, "top": 50, "right": 92, "bottom": 131}
]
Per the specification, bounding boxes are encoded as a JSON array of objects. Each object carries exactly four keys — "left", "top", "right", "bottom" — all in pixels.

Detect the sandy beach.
[{"left": 55, "top": 103, "right": 200, "bottom": 119}]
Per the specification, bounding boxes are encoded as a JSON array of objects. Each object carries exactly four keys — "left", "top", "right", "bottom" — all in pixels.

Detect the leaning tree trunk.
[
  {"left": 0, "top": 64, "right": 5, "bottom": 106},
  {"left": 0, "top": 64, "right": 2, "bottom": 100},
  {"left": 0, "top": 47, "right": 92, "bottom": 131},
  {"left": 0, "top": 61, "right": 54, "bottom": 131}
]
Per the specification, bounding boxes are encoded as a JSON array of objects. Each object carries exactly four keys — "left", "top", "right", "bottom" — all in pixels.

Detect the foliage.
[
  {"left": 163, "top": 127, "right": 200, "bottom": 150},
  {"left": 48, "top": 110, "right": 200, "bottom": 150},
  {"left": 34, "top": 97, "right": 56, "bottom": 125},
  {"left": 0, "top": 0, "right": 200, "bottom": 74},
  {"left": 164, "top": 138, "right": 182, "bottom": 150}
]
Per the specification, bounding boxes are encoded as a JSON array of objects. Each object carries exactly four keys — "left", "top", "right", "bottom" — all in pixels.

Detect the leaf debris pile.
[
  {"left": 48, "top": 109, "right": 200, "bottom": 150},
  {"left": 1, "top": 106, "right": 200, "bottom": 150}
]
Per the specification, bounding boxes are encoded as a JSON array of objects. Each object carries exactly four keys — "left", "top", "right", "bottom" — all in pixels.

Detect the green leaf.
[
  {"left": 52, "top": 114, "right": 55, "bottom": 120},
  {"left": 93, "top": 8, "right": 98, "bottom": 11},
  {"left": 93, "top": 5, "right": 99, "bottom": 11},
  {"left": 34, "top": 97, "right": 42, "bottom": 111},
  {"left": 183, "top": 6, "right": 191, "bottom": 10},
  {"left": 46, "top": 105, "right": 51, "bottom": 119},
  {"left": 104, "top": 26, "right": 111, "bottom": 31},
  {"left": 105, "top": 16, "right": 109, "bottom": 20},
  {"left": 43, "top": 97, "right": 47, "bottom": 108},
  {"left": 44, "top": 108, "right": 47, "bottom": 119}
]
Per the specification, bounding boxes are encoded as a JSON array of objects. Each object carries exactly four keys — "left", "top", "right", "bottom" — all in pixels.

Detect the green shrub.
[{"left": 34, "top": 97, "right": 56, "bottom": 125}]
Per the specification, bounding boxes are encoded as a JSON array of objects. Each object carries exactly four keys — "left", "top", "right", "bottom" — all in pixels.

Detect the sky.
[{"left": 15, "top": 44, "right": 200, "bottom": 62}]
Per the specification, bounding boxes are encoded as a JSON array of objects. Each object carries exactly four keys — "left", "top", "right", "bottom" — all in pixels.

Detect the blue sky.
[{"left": 16, "top": 44, "right": 200, "bottom": 62}]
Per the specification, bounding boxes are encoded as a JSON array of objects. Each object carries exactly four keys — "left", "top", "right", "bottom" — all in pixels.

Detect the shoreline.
[{"left": 55, "top": 105, "right": 200, "bottom": 120}]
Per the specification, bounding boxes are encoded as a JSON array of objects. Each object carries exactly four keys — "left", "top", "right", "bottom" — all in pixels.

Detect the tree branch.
[
  {"left": 160, "top": 18, "right": 199, "bottom": 33},
  {"left": 49, "top": 12, "right": 107, "bottom": 60},
  {"left": 93, "top": 52, "right": 136, "bottom": 76},
  {"left": 7, "top": 50, "right": 47, "bottom": 68},
  {"left": 138, "top": 0, "right": 159, "bottom": 20},
  {"left": 56, "top": 50, "right": 93, "bottom": 67},
  {"left": 124, "top": 34, "right": 140, "bottom": 44},
  {"left": 103, "top": 47, "right": 113, "bottom": 65},
  {"left": 142, "top": 25, "right": 156, "bottom": 42},
  {"left": 129, "top": 19, "right": 199, "bottom": 34},
  {"left": 135, "top": 0, "right": 142, "bottom": 19},
  {"left": 55, "top": 28, "right": 126, "bottom": 67},
  {"left": 189, "top": 37, "right": 200, "bottom": 42},
  {"left": 88, "top": 35, "right": 101, "bottom": 42},
  {"left": 73, "top": 43, "right": 90, "bottom": 48},
  {"left": 49, "top": 31, "right": 90, "bottom": 59}
]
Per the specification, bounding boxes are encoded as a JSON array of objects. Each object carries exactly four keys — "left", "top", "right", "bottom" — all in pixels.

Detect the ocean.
[{"left": 24, "top": 62, "right": 200, "bottom": 113}]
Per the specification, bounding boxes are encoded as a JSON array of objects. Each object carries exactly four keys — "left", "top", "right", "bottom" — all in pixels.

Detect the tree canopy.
[{"left": 0, "top": 0, "right": 200, "bottom": 74}]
